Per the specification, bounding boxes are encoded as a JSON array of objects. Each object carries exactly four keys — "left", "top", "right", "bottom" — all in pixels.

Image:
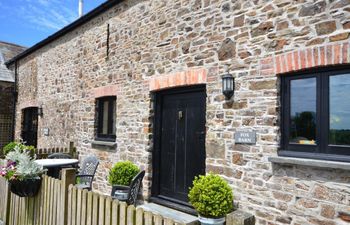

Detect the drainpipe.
[{"left": 11, "top": 61, "right": 18, "bottom": 142}]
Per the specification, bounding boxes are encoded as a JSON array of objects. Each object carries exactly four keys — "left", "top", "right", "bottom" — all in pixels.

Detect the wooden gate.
[{"left": 4, "top": 169, "right": 75, "bottom": 225}]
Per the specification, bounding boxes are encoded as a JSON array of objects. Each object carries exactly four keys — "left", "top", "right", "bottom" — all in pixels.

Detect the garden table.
[{"left": 35, "top": 159, "right": 79, "bottom": 178}]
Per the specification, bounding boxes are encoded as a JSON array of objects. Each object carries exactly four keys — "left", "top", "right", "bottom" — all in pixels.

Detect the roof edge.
[
  {"left": 6, "top": 0, "right": 123, "bottom": 66},
  {"left": 0, "top": 41, "right": 27, "bottom": 49}
]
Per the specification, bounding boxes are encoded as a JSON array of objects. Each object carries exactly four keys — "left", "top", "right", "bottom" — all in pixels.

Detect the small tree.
[
  {"left": 188, "top": 173, "right": 233, "bottom": 218},
  {"left": 108, "top": 161, "right": 140, "bottom": 186}
]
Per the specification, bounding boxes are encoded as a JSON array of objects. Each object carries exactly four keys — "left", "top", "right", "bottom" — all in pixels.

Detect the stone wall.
[
  {"left": 0, "top": 41, "right": 25, "bottom": 150},
  {"left": 12, "top": 0, "right": 350, "bottom": 224},
  {"left": 0, "top": 82, "right": 14, "bottom": 150}
]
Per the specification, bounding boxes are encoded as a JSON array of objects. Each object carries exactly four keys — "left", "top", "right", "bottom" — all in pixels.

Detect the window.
[
  {"left": 281, "top": 67, "right": 350, "bottom": 162},
  {"left": 96, "top": 96, "right": 116, "bottom": 141}
]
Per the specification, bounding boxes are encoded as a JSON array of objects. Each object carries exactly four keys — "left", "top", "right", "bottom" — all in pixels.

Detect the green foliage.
[
  {"left": 3, "top": 142, "right": 36, "bottom": 156},
  {"left": 188, "top": 173, "right": 233, "bottom": 218},
  {"left": 1, "top": 144, "right": 45, "bottom": 181},
  {"left": 108, "top": 161, "right": 140, "bottom": 186},
  {"left": 329, "top": 129, "right": 350, "bottom": 145}
]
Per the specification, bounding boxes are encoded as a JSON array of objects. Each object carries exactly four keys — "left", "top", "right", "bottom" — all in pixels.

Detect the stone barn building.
[
  {"left": 0, "top": 41, "right": 25, "bottom": 151},
  {"left": 5, "top": 0, "right": 350, "bottom": 224}
]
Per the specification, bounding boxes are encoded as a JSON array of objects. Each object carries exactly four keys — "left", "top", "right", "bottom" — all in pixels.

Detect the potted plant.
[
  {"left": 108, "top": 161, "right": 140, "bottom": 200},
  {"left": 3, "top": 141, "right": 36, "bottom": 156},
  {"left": 0, "top": 143, "right": 45, "bottom": 197},
  {"left": 188, "top": 173, "right": 234, "bottom": 225}
]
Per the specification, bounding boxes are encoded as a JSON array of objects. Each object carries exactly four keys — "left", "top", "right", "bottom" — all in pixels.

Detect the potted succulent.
[
  {"left": 188, "top": 173, "right": 234, "bottom": 225},
  {"left": 108, "top": 161, "right": 140, "bottom": 201},
  {"left": 0, "top": 143, "right": 45, "bottom": 197}
]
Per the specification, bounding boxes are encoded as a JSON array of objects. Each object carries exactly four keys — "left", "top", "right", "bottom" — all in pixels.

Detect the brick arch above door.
[
  {"left": 260, "top": 41, "right": 350, "bottom": 75},
  {"left": 20, "top": 100, "right": 39, "bottom": 110},
  {"left": 149, "top": 68, "right": 207, "bottom": 91}
]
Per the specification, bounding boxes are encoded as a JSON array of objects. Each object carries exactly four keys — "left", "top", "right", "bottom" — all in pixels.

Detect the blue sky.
[{"left": 0, "top": 0, "right": 106, "bottom": 47}]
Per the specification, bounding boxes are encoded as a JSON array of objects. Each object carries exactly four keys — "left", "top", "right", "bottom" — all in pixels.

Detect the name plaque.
[
  {"left": 43, "top": 128, "right": 50, "bottom": 136},
  {"left": 235, "top": 131, "right": 256, "bottom": 144}
]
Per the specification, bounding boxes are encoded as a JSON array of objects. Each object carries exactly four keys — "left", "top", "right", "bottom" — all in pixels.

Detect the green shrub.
[
  {"left": 188, "top": 173, "right": 233, "bottom": 218},
  {"left": 108, "top": 161, "right": 140, "bottom": 186},
  {"left": 3, "top": 142, "right": 36, "bottom": 156}
]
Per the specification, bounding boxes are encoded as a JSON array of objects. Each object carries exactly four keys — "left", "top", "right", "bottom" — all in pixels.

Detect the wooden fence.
[
  {"left": 0, "top": 169, "right": 187, "bottom": 225},
  {"left": 1, "top": 169, "right": 76, "bottom": 225},
  {"left": 36, "top": 142, "right": 77, "bottom": 159},
  {"left": 0, "top": 173, "right": 10, "bottom": 224},
  {"left": 0, "top": 142, "right": 77, "bottom": 159},
  {"left": 67, "top": 186, "right": 183, "bottom": 225}
]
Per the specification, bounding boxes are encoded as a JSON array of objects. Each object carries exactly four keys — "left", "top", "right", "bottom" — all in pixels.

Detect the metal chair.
[
  {"left": 48, "top": 153, "right": 72, "bottom": 159},
  {"left": 75, "top": 156, "right": 99, "bottom": 191},
  {"left": 111, "top": 170, "right": 145, "bottom": 206}
]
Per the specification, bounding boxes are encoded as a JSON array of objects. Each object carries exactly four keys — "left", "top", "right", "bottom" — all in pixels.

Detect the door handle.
[{"left": 178, "top": 111, "right": 183, "bottom": 120}]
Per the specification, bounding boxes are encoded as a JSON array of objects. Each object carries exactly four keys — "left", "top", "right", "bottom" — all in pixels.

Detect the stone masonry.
[
  {"left": 8, "top": 0, "right": 350, "bottom": 224},
  {"left": 0, "top": 41, "right": 26, "bottom": 150}
]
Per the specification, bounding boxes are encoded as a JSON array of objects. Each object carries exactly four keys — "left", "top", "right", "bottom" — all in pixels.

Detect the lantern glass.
[{"left": 222, "top": 73, "right": 234, "bottom": 100}]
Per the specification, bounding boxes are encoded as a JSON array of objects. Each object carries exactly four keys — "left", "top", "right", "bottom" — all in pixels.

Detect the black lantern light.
[{"left": 222, "top": 72, "right": 234, "bottom": 100}]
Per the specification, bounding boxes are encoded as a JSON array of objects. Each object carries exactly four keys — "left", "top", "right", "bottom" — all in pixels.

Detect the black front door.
[
  {"left": 153, "top": 86, "right": 206, "bottom": 209},
  {"left": 21, "top": 107, "right": 38, "bottom": 147}
]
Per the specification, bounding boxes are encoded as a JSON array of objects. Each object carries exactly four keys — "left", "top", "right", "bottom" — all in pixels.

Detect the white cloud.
[{"left": 15, "top": 0, "right": 78, "bottom": 32}]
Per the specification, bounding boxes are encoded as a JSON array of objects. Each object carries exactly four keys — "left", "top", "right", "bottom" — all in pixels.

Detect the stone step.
[{"left": 138, "top": 203, "right": 199, "bottom": 225}]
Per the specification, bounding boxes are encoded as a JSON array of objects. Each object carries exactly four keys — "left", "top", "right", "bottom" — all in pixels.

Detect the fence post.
[
  {"left": 226, "top": 210, "right": 255, "bottom": 225},
  {"left": 69, "top": 142, "right": 77, "bottom": 159},
  {"left": 4, "top": 180, "right": 10, "bottom": 225},
  {"left": 61, "top": 168, "right": 76, "bottom": 225}
]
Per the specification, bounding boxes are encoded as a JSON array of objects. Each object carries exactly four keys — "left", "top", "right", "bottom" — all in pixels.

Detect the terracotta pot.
[{"left": 9, "top": 178, "right": 42, "bottom": 197}]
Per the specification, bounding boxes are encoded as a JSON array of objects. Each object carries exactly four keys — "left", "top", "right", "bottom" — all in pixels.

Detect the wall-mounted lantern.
[{"left": 222, "top": 72, "right": 234, "bottom": 100}]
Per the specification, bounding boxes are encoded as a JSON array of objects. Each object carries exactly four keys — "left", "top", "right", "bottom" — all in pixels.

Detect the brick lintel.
[
  {"left": 149, "top": 68, "right": 207, "bottom": 91},
  {"left": 92, "top": 85, "right": 118, "bottom": 98},
  {"left": 20, "top": 100, "right": 39, "bottom": 110},
  {"left": 260, "top": 41, "right": 350, "bottom": 76}
]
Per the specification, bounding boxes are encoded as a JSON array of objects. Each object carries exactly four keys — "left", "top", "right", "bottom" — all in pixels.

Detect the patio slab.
[{"left": 138, "top": 203, "right": 199, "bottom": 225}]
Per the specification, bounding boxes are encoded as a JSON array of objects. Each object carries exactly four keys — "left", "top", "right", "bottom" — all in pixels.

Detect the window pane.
[
  {"left": 102, "top": 101, "right": 109, "bottom": 134},
  {"left": 289, "top": 78, "right": 317, "bottom": 145},
  {"left": 329, "top": 74, "right": 350, "bottom": 145}
]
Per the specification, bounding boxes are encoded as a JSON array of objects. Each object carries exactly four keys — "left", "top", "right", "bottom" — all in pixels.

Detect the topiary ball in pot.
[
  {"left": 108, "top": 161, "right": 140, "bottom": 186},
  {"left": 188, "top": 173, "right": 233, "bottom": 225},
  {"left": 108, "top": 161, "right": 140, "bottom": 201}
]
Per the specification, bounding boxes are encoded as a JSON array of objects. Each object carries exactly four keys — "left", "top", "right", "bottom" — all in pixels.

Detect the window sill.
[
  {"left": 268, "top": 156, "right": 350, "bottom": 171},
  {"left": 91, "top": 140, "right": 117, "bottom": 148}
]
